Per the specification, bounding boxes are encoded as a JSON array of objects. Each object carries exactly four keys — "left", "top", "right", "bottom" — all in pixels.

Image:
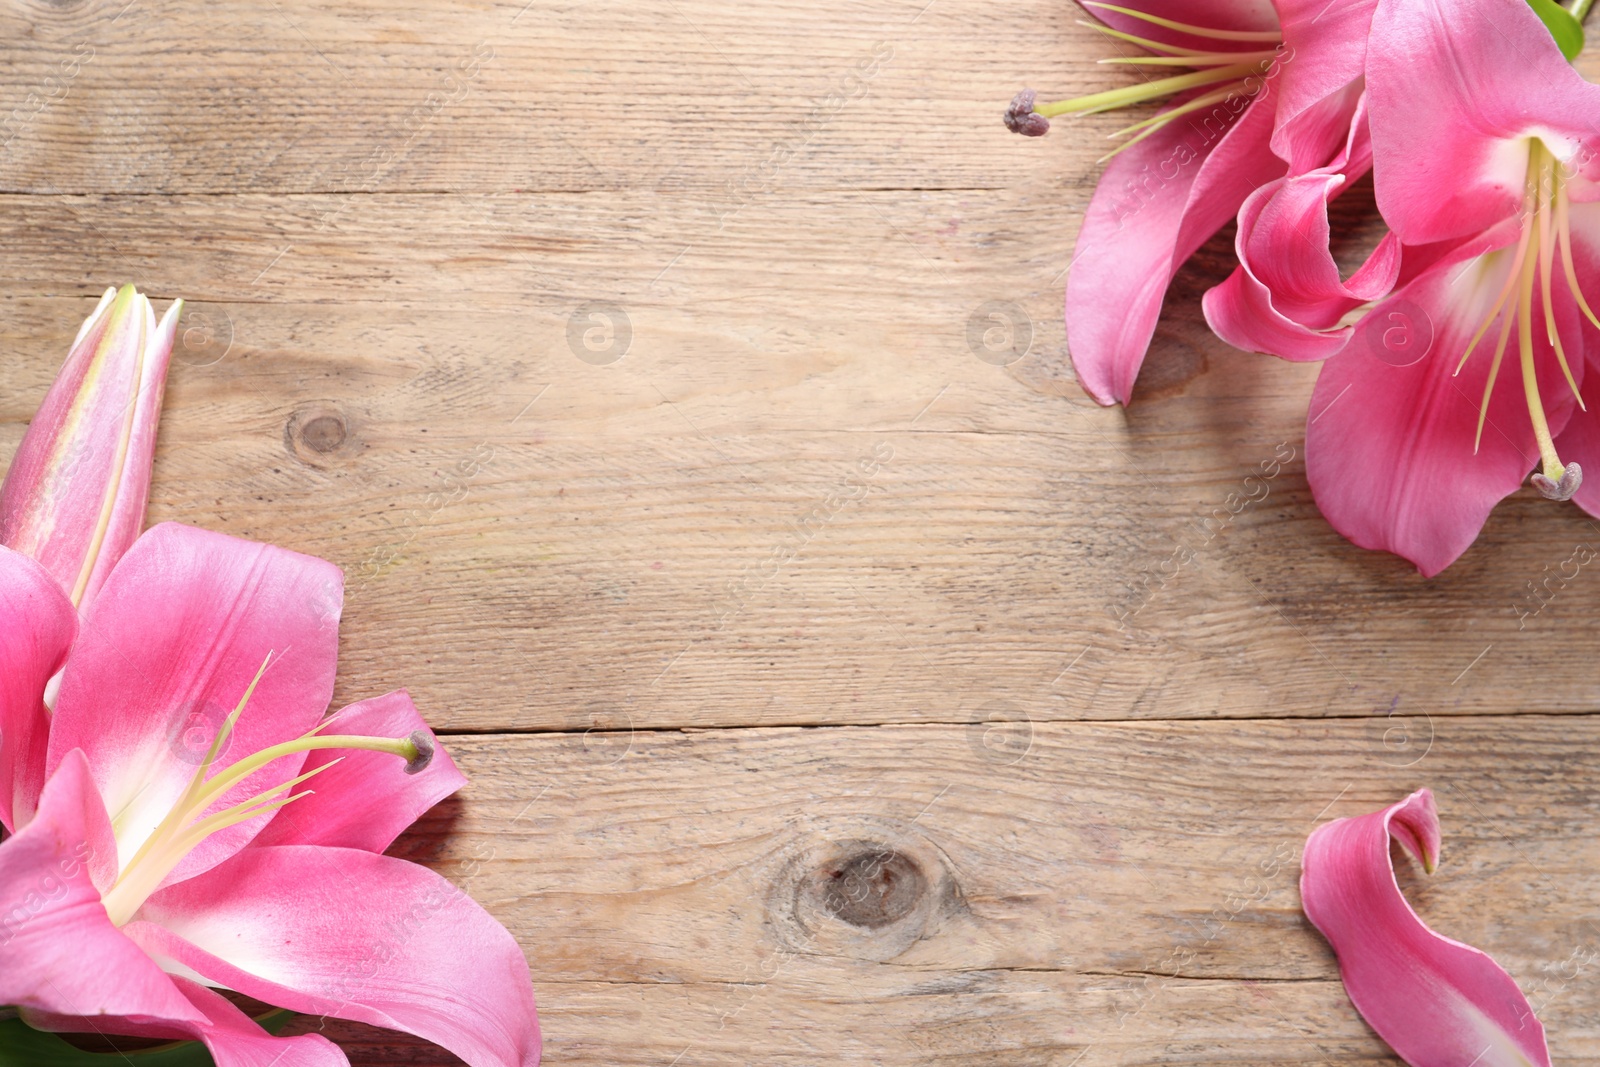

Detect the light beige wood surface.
[{"left": 3, "top": 0, "right": 1599, "bottom": 1063}]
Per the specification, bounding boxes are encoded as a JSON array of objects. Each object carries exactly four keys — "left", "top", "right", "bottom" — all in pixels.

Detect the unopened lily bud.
[{"left": 0, "top": 285, "right": 183, "bottom": 612}]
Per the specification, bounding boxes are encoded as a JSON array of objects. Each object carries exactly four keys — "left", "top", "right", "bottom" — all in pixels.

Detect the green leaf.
[
  {"left": 1528, "top": 0, "right": 1585, "bottom": 60},
  {"left": 0, "top": 1019, "right": 215, "bottom": 1066},
  {"left": 0, "top": 1013, "right": 293, "bottom": 1066}
]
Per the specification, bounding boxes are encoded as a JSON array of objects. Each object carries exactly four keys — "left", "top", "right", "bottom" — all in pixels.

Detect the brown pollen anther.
[
  {"left": 1004, "top": 89, "right": 1051, "bottom": 137},
  {"left": 1532, "top": 461, "right": 1582, "bottom": 501},
  {"left": 404, "top": 729, "right": 436, "bottom": 774}
]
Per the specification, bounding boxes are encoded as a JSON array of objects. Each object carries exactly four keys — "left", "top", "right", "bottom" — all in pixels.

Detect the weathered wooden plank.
[
  {"left": 0, "top": 0, "right": 1110, "bottom": 197},
  {"left": 275, "top": 717, "right": 1600, "bottom": 1064},
  {"left": 0, "top": 191, "right": 1594, "bottom": 734},
  {"left": 3, "top": 1, "right": 1593, "bottom": 200}
]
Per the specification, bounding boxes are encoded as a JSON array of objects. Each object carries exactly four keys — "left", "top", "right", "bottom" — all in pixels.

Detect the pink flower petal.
[
  {"left": 1067, "top": 84, "right": 1284, "bottom": 404},
  {"left": 1305, "top": 227, "right": 1582, "bottom": 575},
  {"left": 46, "top": 522, "right": 343, "bottom": 884},
  {"left": 1368, "top": 0, "right": 1600, "bottom": 246},
  {"left": 1204, "top": 97, "right": 1401, "bottom": 360},
  {"left": 23, "top": 977, "right": 348, "bottom": 1067},
  {"left": 1233, "top": 98, "right": 1390, "bottom": 325},
  {"left": 1270, "top": 0, "right": 1375, "bottom": 170},
  {"left": 1302, "top": 789, "right": 1550, "bottom": 1067},
  {"left": 250, "top": 690, "right": 466, "bottom": 854},
  {"left": 0, "top": 750, "right": 198, "bottom": 1023},
  {"left": 0, "top": 287, "right": 123, "bottom": 593},
  {"left": 1204, "top": 260, "right": 1362, "bottom": 360},
  {"left": 0, "top": 545, "right": 77, "bottom": 832},
  {"left": 129, "top": 844, "right": 540, "bottom": 1067}
]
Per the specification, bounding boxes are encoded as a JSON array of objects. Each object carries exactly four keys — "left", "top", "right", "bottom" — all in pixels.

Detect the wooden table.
[{"left": 4, "top": 1, "right": 1599, "bottom": 1063}]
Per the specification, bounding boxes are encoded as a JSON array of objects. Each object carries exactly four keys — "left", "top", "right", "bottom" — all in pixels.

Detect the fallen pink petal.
[{"left": 1302, "top": 789, "right": 1550, "bottom": 1067}]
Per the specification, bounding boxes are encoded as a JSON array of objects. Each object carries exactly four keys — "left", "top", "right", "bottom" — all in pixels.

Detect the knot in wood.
[
  {"left": 300, "top": 414, "right": 347, "bottom": 453},
  {"left": 285, "top": 404, "right": 355, "bottom": 466},
  {"left": 820, "top": 848, "right": 926, "bottom": 929}
]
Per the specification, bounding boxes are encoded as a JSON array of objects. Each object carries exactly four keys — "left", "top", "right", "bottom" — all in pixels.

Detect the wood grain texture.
[
  {"left": 1, "top": 0, "right": 1598, "bottom": 1062},
  {"left": 288, "top": 720, "right": 1600, "bottom": 1065}
]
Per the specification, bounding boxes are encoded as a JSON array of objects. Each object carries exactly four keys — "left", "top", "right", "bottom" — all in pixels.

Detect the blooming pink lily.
[
  {"left": 0, "top": 522, "right": 540, "bottom": 1066},
  {"left": 1, "top": 284, "right": 181, "bottom": 613},
  {"left": 1302, "top": 789, "right": 1549, "bottom": 1067},
  {"left": 1007, "top": 0, "right": 1380, "bottom": 404},
  {"left": 1294, "top": 0, "right": 1600, "bottom": 574}
]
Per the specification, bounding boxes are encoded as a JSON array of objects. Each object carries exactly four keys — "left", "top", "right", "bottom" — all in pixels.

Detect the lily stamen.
[
  {"left": 1473, "top": 283, "right": 1517, "bottom": 454},
  {"left": 1098, "top": 49, "right": 1281, "bottom": 67},
  {"left": 1078, "top": 20, "right": 1195, "bottom": 55},
  {"left": 1033, "top": 62, "right": 1267, "bottom": 119},
  {"left": 1007, "top": 9, "right": 1282, "bottom": 140},
  {"left": 1455, "top": 138, "right": 1588, "bottom": 500},
  {"left": 1099, "top": 84, "right": 1252, "bottom": 162},
  {"left": 1079, "top": 1, "right": 1281, "bottom": 41},
  {"left": 101, "top": 653, "right": 434, "bottom": 926},
  {"left": 1555, "top": 179, "right": 1600, "bottom": 330}
]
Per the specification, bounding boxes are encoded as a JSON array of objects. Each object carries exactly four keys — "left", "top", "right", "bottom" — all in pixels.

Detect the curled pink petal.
[
  {"left": 0, "top": 545, "right": 77, "bottom": 832},
  {"left": 0, "top": 750, "right": 198, "bottom": 1023},
  {"left": 130, "top": 843, "right": 541, "bottom": 1067},
  {"left": 1302, "top": 789, "right": 1550, "bottom": 1067},
  {"left": 1204, "top": 97, "right": 1402, "bottom": 360},
  {"left": 1204, "top": 262, "right": 1361, "bottom": 360},
  {"left": 1233, "top": 98, "right": 1391, "bottom": 324},
  {"left": 250, "top": 689, "right": 466, "bottom": 854}
]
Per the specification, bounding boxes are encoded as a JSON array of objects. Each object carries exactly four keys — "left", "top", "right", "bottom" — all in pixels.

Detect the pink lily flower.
[
  {"left": 0, "top": 284, "right": 181, "bottom": 613},
  {"left": 1007, "top": 0, "right": 1379, "bottom": 405},
  {"left": 0, "top": 522, "right": 540, "bottom": 1067},
  {"left": 1297, "top": 0, "right": 1600, "bottom": 574},
  {"left": 1301, "top": 789, "right": 1549, "bottom": 1067}
]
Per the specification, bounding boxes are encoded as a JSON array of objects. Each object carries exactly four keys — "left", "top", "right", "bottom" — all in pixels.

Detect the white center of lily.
[
  {"left": 100, "top": 654, "right": 431, "bottom": 927},
  {"left": 1456, "top": 137, "right": 1593, "bottom": 501}
]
